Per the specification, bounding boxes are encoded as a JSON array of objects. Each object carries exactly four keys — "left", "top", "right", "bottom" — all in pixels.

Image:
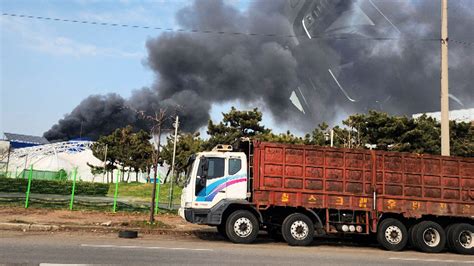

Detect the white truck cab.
[{"left": 179, "top": 144, "right": 249, "bottom": 224}]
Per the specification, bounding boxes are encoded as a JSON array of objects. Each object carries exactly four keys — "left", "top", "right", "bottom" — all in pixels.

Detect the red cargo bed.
[{"left": 252, "top": 141, "right": 474, "bottom": 218}]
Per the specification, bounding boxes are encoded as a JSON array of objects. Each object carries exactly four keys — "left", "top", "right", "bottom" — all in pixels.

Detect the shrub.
[{"left": 0, "top": 177, "right": 109, "bottom": 196}]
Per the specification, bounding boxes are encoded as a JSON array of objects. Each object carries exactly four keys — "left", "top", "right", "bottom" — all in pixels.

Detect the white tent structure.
[
  {"left": 7, "top": 141, "right": 104, "bottom": 182},
  {"left": 5, "top": 140, "right": 169, "bottom": 183}
]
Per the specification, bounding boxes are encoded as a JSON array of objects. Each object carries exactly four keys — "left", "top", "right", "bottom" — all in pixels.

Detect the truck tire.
[
  {"left": 377, "top": 218, "right": 408, "bottom": 251},
  {"left": 445, "top": 224, "right": 457, "bottom": 251},
  {"left": 225, "top": 210, "right": 259, "bottom": 244},
  {"left": 449, "top": 223, "right": 474, "bottom": 255},
  {"left": 217, "top": 224, "right": 228, "bottom": 239},
  {"left": 282, "top": 213, "right": 314, "bottom": 246},
  {"left": 118, "top": 230, "right": 138, "bottom": 239},
  {"left": 413, "top": 221, "right": 446, "bottom": 253},
  {"left": 408, "top": 223, "right": 419, "bottom": 248}
]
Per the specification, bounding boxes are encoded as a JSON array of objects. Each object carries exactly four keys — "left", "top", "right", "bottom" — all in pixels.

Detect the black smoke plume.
[{"left": 44, "top": 0, "right": 474, "bottom": 141}]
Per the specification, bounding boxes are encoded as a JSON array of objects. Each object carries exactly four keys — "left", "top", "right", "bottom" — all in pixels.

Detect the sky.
[
  {"left": 2, "top": 0, "right": 472, "bottom": 140},
  {"left": 0, "top": 0, "right": 275, "bottom": 137}
]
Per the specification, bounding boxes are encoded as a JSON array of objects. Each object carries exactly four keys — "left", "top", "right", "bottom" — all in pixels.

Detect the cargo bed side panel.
[{"left": 252, "top": 141, "right": 474, "bottom": 218}]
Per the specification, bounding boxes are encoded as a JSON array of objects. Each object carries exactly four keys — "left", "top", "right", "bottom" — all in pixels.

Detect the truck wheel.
[
  {"left": 413, "top": 221, "right": 446, "bottom": 253},
  {"left": 450, "top": 223, "right": 474, "bottom": 255},
  {"left": 377, "top": 218, "right": 408, "bottom": 251},
  {"left": 225, "top": 210, "right": 259, "bottom": 244},
  {"left": 217, "top": 224, "right": 228, "bottom": 239},
  {"left": 408, "top": 223, "right": 419, "bottom": 248},
  {"left": 282, "top": 213, "right": 314, "bottom": 246},
  {"left": 445, "top": 224, "right": 457, "bottom": 251}
]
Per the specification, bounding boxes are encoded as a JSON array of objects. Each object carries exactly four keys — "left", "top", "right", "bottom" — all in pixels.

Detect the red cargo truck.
[{"left": 179, "top": 141, "right": 474, "bottom": 254}]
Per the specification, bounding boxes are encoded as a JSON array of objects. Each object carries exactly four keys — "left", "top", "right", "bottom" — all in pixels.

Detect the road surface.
[{"left": 1, "top": 231, "right": 473, "bottom": 265}]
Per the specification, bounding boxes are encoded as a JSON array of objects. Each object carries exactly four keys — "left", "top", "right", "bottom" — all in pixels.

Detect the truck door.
[{"left": 195, "top": 156, "right": 226, "bottom": 206}]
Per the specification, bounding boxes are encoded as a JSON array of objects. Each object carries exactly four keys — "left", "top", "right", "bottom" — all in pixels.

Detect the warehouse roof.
[{"left": 412, "top": 108, "right": 474, "bottom": 123}]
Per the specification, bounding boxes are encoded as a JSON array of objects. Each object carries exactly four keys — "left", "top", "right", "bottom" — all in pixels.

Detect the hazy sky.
[{"left": 1, "top": 0, "right": 272, "bottom": 137}]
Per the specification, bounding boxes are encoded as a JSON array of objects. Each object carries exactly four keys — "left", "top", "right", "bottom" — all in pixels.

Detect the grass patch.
[
  {"left": 107, "top": 182, "right": 182, "bottom": 204},
  {"left": 0, "top": 200, "right": 176, "bottom": 214},
  {"left": 0, "top": 177, "right": 109, "bottom": 196},
  {"left": 131, "top": 220, "right": 175, "bottom": 229}
]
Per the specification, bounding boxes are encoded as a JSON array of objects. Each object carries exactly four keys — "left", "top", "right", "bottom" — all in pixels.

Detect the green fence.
[
  {"left": 18, "top": 169, "right": 68, "bottom": 181},
  {"left": 0, "top": 167, "right": 182, "bottom": 213},
  {"left": 0, "top": 176, "right": 109, "bottom": 196}
]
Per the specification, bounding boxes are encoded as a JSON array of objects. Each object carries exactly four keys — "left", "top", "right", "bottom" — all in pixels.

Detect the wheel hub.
[
  {"left": 234, "top": 217, "right": 252, "bottom": 238},
  {"left": 422, "top": 227, "right": 440, "bottom": 247},
  {"left": 391, "top": 231, "right": 399, "bottom": 239},
  {"left": 424, "top": 233, "right": 433, "bottom": 242},
  {"left": 290, "top": 220, "right": 309, "bottom": 241},
  {"left": 385, "top": 225, "right": 402, "bottom": 245},
  {"left": 459, "top": 230, "right": 474, "bottom": 249}
]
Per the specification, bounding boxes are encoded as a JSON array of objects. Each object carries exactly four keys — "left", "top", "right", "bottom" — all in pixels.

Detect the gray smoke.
[
  {"left": 44, "top": 0, "right": 474, "bottom": 141},
  {"left": 43, "top": 94, "right": 136, "bottom": 141}
]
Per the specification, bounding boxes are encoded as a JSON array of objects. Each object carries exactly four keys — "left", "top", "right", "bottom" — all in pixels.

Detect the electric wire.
[
  {"left": 450, "top": 39, "right": 474, "bottom": 47},
  {"left": 4, "top": 12, "right": 474, "bottom": 48},
  {"left": 2, "top": 12, "right": 441, "bottom": 42}
]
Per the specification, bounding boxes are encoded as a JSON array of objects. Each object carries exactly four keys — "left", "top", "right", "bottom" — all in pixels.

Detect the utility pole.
[
  {"left": 440, "top": 0, "right": 450, "bottom": 156},
  {"left": 102, "top": 144, "right": 108, "bottom": 183},
  {"left": 5, "top": 144, "right": 11, "bottom": 176},
  {"left": 168, "top": 115, "right": 179, "bottom": 209},
  {"left": 330, "top": 129, "right": 334, "bottom": 147}
]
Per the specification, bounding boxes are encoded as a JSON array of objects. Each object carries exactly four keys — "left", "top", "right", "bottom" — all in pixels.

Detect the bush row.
[{"left": 0, "top": 177, "right": 109, "bottom": 196}]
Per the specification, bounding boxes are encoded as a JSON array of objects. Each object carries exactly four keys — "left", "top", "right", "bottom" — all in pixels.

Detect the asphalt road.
[{"left": 1, "top": 231, "right": 473, "bottom": 265}]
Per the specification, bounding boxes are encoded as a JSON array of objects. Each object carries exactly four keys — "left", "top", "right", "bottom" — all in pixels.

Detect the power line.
[
  {"left": 450, "top": 39, "right": 474, "bottom": 48},
  {"left": 2, "top": 12, "right": 439, "bottom": 42}
]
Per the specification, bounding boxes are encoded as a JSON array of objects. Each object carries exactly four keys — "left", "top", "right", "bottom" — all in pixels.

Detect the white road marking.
[
  {"left": 389, "top": 257, "right": 474, "bottom": 264},
  {"left": 80, "top": 244, "right": 213, "bottom": 252},
  {"left": 40, "top": 264, "right": 90, "bottom": 266}
]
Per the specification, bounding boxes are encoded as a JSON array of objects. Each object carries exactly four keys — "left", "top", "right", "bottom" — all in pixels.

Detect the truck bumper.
[
  {"left": 180, "top": 200, "right": 253, "bottom": 225},
  {"left": 181, "top": 208, "right": 219, "bottom": 225},
  {"left": 178, "top": 207, "right": 186, "bottom": 220}
]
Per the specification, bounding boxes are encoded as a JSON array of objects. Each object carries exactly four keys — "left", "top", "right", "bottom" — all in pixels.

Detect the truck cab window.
[
  {"left": 228, "top": 158, "right": 241, "bottom": 175},
  {"left": 197, "top": 157, "right": 225, "bottom": 179}
]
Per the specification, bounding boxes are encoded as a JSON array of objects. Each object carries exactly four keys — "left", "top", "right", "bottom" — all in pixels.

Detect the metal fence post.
[
  {"left": 113, "top": 169, "right": 120, "bottom": 213},
  {"left": 69, "top": 167, "right": 78, "bottom": 210},
  {"left": 155, "top": 172, "right": 161, "bottom": 215},
  {"left": 24, "top": 165, "right": 33, "bottom": 208}
]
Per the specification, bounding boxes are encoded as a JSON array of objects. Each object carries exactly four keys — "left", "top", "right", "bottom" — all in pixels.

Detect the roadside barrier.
[{"left": 0, "top": 168, "right": 181, "bottom": 212}]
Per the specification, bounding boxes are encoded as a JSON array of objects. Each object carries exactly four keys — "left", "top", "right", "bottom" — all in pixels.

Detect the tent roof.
[{"left": 4, "top": 132, "right": 50, "bottom": 145}]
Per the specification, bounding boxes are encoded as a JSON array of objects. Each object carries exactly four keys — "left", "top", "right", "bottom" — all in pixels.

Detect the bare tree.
[
  {"left": 148, "top": 110, "right": 166, "bottom": 223},
  {"left": 128, "top": 106, "right": 182, "bottom": 223}
]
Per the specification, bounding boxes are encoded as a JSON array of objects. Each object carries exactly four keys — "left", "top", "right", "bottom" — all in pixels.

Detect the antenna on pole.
[{"left": 440, "top": 0, "right": 450, "bottom": 156}]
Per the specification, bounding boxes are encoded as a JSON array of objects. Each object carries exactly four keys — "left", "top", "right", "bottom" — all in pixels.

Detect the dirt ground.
[{"left": 0, "top": 206, "right": 205, "bottom": 231}]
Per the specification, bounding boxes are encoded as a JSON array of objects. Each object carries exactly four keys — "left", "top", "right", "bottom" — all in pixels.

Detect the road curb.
[
  {"left": 0, "top": 222, "right": 59, "bottom": 231},
  {"left": 0, "top": 222, "right": 213, "bottom": 238}
]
